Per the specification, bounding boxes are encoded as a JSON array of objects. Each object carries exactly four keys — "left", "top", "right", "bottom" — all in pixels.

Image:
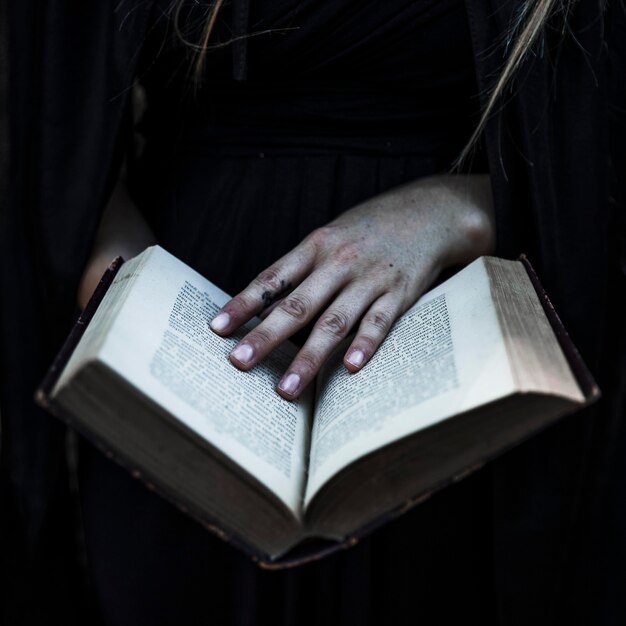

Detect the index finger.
[{"left": 209, "top": 245, "right": 315, "bottom": 335}]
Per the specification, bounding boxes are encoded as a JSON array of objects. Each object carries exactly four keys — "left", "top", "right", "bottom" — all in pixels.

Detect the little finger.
[{"left": 343, "top": 293, "right": 406, "bottom": 372}]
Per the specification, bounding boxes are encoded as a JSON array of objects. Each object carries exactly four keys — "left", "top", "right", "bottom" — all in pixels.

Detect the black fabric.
[
  {"left": 1, "top": 2, "right": 153, "bottom": 623},
  {"left": 2, "top": 1, "right": 625, "bottom": 624},
  {"left": 131, "top": 0, "right": 487, "bottom": 292}
]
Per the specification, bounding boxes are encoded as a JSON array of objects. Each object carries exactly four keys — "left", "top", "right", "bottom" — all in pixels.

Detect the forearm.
[
  {"left": 77, "top": 179, "right": 157, "bottom": 309},
  {"left": 344, "top": 172, "right": 496, "bottom": 268}
]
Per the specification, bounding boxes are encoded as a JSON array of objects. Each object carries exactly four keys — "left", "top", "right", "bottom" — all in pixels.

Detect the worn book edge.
[
  {"left": 518, "top": 254, "right": 600, "bottom": 402},
  {"left": 36, "top": 256, "right": 125, "bottom": 407}
]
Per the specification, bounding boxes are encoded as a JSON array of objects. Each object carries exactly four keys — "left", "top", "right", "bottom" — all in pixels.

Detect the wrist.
[{"left": 429, "top": 173, "right": 496, "bottom": 268}]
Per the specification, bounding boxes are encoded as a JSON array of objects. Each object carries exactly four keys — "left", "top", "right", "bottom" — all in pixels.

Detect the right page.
[{"left": 304, "top": 257, "right": 516, "bottom": 506}]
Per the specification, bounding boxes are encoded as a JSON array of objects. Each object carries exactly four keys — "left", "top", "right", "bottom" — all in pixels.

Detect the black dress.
[
  {"left": 77, "top": 1, "right": 493, "bottom": 624},
  {"left": 4, "top": 1, "right": 624, "bottom": 625},
  {"left": 131, "top": 0, "right": 487, "bottom": 295}
]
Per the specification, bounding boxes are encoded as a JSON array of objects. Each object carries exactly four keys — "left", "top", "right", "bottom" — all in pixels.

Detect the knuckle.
[
  {"left": 229, "top": 293, "right": 256, "bottom": 315},
  {"left": 254, "top": 267, "right": 283, "bottom": 293},
  {"left": 294, "top": 351, "right": 320, "bottom": 375},
  {"left": 355, "top": 333, "right": 378, "bottom": 352},
  {"left": 306, "top": 226, "right": 334, "bottom": 252},
  {"left": 317, "top": 310, "right": 351, "bottom": 339},
  {"left": 248, "top": 325, "right": 277, "bottom": 349},
  {"left": 333, "top": 242, "right": 359, "bottom": 264},
  {"left": 279, "top": 293, "right": 311, "bottom": 321},
  {"left": 394, "top": 276, "right": 411, "bottom": 295},
  {"left": 363, "top": 309, "right": 393, "bottom": 334}
]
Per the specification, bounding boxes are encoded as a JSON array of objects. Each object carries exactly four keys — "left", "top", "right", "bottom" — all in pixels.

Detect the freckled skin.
[
  {"left": 77, "top": 173, "right": 496, "bottom": 402},
  {"left": 215, "top": 173, "right": 496, "bottom": 400}
]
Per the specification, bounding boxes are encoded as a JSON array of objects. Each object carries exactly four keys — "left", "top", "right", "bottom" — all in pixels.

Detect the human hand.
[{"left": 209, "top": 174, "right": 495, "bottom": 400}]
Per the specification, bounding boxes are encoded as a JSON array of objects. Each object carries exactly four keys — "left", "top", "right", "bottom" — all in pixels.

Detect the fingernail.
[
  {"left": 210, "top": 312, "right": 230, "bottom": 332},
  {"left": 346, "top": 349, "right": 365, "bottom": 367},
  {"left": 279, "top": 373, "right": 300, "bottom": 395},
  {"left": 231, "top": 343, "right": 253, "bottom": 364}
]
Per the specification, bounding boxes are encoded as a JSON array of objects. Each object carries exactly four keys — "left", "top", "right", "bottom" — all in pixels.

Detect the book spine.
[{"left": 260, "top": 464, "right": 484, "bottom": 570}]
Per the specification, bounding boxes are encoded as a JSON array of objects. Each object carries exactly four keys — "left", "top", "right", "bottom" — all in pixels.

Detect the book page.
[
  {"left": 98, "top": 246, "right": 311, "bottom": 516},
  {"left": 54, "top": 253, "right": 148, "bottom": 392},
  {"left": 304, "top": 258, "right": 516, "bottom": 505}
]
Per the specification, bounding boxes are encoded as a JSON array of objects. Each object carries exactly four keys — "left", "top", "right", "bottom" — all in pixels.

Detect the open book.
[{"left": 36, "top": 246, "right": 598, "bottom": 568}]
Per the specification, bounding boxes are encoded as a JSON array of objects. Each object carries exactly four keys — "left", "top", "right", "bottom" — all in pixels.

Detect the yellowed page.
[{"left": 304, "top": 257, "right": 514, "bottom": 506}]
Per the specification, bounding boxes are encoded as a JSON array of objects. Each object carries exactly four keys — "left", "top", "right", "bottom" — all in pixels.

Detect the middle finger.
[
  {"left": 276, "top": 285, "right": 381, "bottom": 399},
  {"left": 228, "top": 267, "right": 346, "bottom": 370}
]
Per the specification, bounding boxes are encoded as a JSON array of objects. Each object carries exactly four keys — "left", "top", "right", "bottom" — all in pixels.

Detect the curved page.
[
  {"left": 98, "top": 246, "right": 311, "bottom": 516},
  {"left": 305, "top": 258, "right": 515, "bottom": 505}
]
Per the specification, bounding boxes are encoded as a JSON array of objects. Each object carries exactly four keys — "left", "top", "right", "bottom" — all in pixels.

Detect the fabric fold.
[{"left": 231, "top": 0, "right": 250, "bottom": 81}]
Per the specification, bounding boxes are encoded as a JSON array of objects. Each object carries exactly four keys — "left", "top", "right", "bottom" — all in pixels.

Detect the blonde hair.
[
  {"left": 452, "top": 0, "right": 573, "bottom": 169},
  {"left": 173, "top": 0, "right": 571, "bottom": 169}
]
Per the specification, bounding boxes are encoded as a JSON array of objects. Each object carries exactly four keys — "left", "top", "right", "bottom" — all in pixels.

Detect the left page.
[{"left": 97, "top": 246, "right": 311, "bottom": 516}]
